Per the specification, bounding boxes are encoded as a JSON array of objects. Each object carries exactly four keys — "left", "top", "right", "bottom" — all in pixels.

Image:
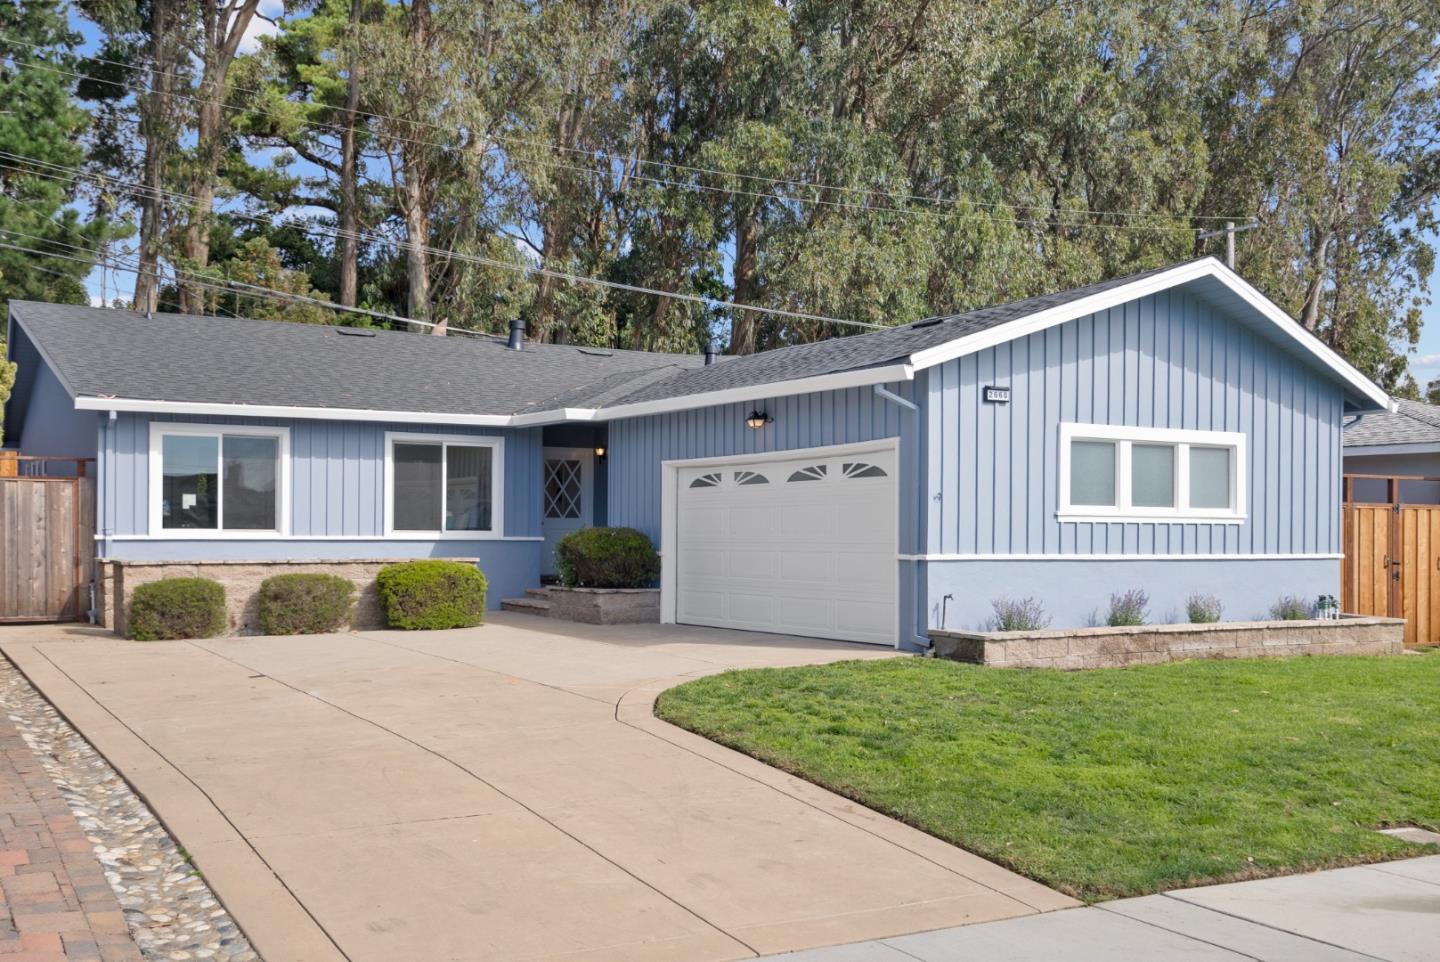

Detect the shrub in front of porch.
[
  {"left": 376, "top": 560, "right": 487, "bottom": 630},
  {"left": 257, "top": 573, "right": 355, "bottom": 635},
  {"left": 555, "top": 527, "right": 660, "bottom": 588},
  {"left": 129, "top": 578, "right": 227, "bottom": 640}
]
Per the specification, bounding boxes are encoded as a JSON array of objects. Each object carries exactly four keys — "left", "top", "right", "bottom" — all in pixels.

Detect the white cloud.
[
  {"left": 1410, "top": 352, "right": 1440, "bottom": 369},
  {"left": 237, "top": 1, "right": 285, "bottom": 56}
]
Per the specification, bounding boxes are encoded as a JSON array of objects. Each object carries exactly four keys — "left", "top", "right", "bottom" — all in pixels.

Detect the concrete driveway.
[{"left": 0, "top": 615, "right": 1074, "bottom": 962}]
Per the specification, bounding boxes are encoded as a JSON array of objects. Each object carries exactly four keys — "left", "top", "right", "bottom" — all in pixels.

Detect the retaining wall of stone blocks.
[
  {"left": 930, "top": 615, "right": 1405, "bottom": 669},
  {"left": 96, "top": 558, "right": 479, "bottom": 637}
]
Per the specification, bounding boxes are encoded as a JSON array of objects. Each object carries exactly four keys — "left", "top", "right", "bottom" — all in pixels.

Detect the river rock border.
[{"left": 0, "top": 658, "right": 259, "bottom": 962}]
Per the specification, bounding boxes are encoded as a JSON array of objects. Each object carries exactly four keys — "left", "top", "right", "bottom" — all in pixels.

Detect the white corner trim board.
[{"left": 898, "top": 553, "right": 1344, "bottom": 561}]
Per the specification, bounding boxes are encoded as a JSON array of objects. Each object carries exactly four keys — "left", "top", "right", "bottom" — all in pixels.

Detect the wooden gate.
[
  {"left": 0, "top": 455, "right": 96, "bottom": 622},
  {"left": 1342, "top": 474, "right": 1440, "bottom": 646}
]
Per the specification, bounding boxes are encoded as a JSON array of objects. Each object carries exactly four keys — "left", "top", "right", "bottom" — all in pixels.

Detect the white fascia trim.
[
  {"left": 901, "top": 553, "right": 1343, "bottom": 561},
  {"left": 79, "top": 395, "right": 516, "bottom": 426},
  {"left": 101, "top": 534, "right": 544, "bottom": 542},
  {"left": 1344, "top": 442, "right": 1440, "bottom": 457},
  {"left": 905, "top": 258, "right": 1391, "bottom": 410}
]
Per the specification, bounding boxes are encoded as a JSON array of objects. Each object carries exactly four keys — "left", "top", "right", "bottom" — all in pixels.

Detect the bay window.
[
  {"left": 385, "top": 433, "right": 503, "bottom": 536},
  {"left": 1059, "top": 424, "right": 1245, "bottom": 522},
  {"left": 150, "top": 425, "right": 288, "bottom": 535}
]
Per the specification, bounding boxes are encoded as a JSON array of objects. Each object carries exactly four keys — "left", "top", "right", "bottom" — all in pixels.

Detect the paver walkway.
[
  {"left": 0, "top": 708, "right": 142, "bottom": 962},
  {"left": 763, "top": 855, "right": 1440, "bottom": 962},
  {"left": 0, "top": 616, "right": 1076, "bottom": 962}
]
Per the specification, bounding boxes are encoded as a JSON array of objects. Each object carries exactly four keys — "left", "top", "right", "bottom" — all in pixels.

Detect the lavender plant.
[
  {"left": 1186, "top": 593, "right": 1223, "bottom": 624},
  {"left": 1106, "top": 589, "right": 1150, "bottom": 627},
  {"left": 1269, "top": 595, "right": 1314, "bottom": 620},
  {"left": 988, "top": 597, "right": 1051, "bottom": 632}
]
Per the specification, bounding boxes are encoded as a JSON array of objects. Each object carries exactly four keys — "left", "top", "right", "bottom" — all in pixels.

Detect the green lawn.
[{"left": 656, "top": 653, "right": 1440, "bottom": 901}]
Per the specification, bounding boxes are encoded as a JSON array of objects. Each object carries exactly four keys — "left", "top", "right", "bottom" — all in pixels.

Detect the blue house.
[{"left": 3, "top": 257, "right": 1390, "bottom": 646}]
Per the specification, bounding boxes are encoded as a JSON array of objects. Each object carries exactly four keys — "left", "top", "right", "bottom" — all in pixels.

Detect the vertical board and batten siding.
[
  {"left": 605, "top": 383, "right": 920, "bottom": 550},
  {"left": 98, "top": 412, "right": 543, "bottom": 538},
  {"left": 925, "top": 289, "right": 1343, "bottom": 557}
]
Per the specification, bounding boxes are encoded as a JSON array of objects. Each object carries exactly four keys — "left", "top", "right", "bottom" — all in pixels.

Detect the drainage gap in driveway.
[{"left": 0, "top": 658, "right": 260, "bottom": 962}]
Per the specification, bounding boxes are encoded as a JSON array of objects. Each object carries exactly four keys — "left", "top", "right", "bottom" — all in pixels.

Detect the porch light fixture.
[
  {"left": 594, "top": 446, "right": 606, "bottom": 459},
  {"left": 745, "top": 410, "right": 772, "bottom": 429}
]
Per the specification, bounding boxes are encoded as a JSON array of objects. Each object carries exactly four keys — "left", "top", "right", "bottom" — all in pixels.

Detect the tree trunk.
[
  {"left": 178, "top": 0, "right": 262, "bottom": 314},
  {"left": 401, "top": 1, "right": 436, "bottom": 332},
  {"left": 338, "top": 0, "right": 362, "bottom": 308},
  {"left": 728, "top": 206, "right": 760, "bottom": 355},
  {"left": 134, "top": 0, "right": 176, "bottom": 313},
  {"left": 1300, "top": 232, "right": 1332, "bottom": 332}
]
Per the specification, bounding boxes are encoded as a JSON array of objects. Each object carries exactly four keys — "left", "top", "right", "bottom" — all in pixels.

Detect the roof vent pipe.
[
  {"left": 703, "top": 345, "right": 716, "bottom": 365},
  {"left": 507, "top": 317, "right": 525, "bottom": 351}
]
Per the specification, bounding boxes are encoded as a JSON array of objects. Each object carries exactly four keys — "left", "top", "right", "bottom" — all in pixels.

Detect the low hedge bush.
[
  {"left": 257, "top": 573, "right": 355, "bottom": 635},
  {"left": 129, "top": 577, "right": 227, "bottom": 641},
  {"left": 555, "top": 527, "right": 661, "bottom": 588},
  {"left": 376, "top": 560, "right": 488, "bottom": 630}
]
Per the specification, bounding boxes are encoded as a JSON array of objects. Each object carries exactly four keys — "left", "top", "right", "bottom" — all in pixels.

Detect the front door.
[{"left": 542, "top": 447, "right": 593, "bottom": 576}]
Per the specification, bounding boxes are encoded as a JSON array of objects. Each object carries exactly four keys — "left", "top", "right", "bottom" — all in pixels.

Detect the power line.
[
  {"left": 0, "top": 35, "right": 1250, "bottom": 230},
  {"left": 0, "top": 231, "right": 492, "bottom": 335},
  {"left": 0, "top": 151, "right": 890, "bottom": 330}
]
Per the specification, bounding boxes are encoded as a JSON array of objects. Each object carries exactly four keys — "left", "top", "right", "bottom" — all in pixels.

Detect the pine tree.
[{"left": 0, "top": 0, "right": 105, "bottom": 305}]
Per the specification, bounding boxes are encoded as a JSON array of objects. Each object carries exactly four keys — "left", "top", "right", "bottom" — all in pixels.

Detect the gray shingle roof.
[
  {"left": 10, "top": 258, "right": 1295, "bottom": 420},
  {"left": 7, "top": 301, "right": 701, "bottom": 417},
  {"left": 604, "top": 262, "right": 1191, "bottom": 405},
  {"left": 1344, "top": 400, "right": 1440, "bottom": 448}
]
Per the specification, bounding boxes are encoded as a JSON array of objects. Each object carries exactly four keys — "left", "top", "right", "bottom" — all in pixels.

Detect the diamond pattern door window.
[{"left": 544, "top": 459, "right": 583, "bottom": 519}]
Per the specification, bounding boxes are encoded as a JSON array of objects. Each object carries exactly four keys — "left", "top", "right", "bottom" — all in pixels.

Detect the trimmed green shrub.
[
  {"left": 257, "top": 573, "right": 355, "bottom": 635},
  {"left": 376, "top": 560, "right": 488, "bottom": 630},
  {"left": 555, "top": 527, "right": 661, "bottom": 588},
  {"left": 129, "top": 578, "right": 227, "bottom": 641}
]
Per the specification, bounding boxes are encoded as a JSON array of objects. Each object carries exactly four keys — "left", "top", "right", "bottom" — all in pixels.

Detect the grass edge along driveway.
[{"left": 656, "top": 653, "right": 1440, "bottom": 901}]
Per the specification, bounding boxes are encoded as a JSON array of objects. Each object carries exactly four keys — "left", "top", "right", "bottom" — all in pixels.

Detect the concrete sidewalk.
[{"left": 763, "top": 855, "right": 1440, "bottom": 962}]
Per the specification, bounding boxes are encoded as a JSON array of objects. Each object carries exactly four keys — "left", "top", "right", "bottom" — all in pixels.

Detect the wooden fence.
[
  {"left": 1342, "top": 474, "right": 1440, "bottom": 646},
  {"left": 0, "top": 454, "right": 96, "bottom": 622}
]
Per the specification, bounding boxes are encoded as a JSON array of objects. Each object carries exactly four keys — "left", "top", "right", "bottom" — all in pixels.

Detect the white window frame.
[
  {"left": 383, "top": 432, "right": 506, "bottom": 539},
  {"left": 1057, "top": 423, "right": 1246, "bottom": 524},
  {"left": 147, "top": 422, "right": 291, "bottom": 538}
]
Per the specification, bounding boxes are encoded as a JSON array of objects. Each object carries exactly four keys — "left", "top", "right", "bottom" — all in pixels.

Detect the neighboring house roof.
[
  {"left": 1344, "top": 399, "right": 1440, "bottom": 452},
  {"left": 6, "top": 256, "right": 1390, "bottom": 427}
]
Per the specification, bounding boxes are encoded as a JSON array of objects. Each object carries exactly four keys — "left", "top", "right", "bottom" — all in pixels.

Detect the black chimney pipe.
[
  {"left": 703, "top": 344, "right": 716, "bottom": 365},
  {"left": 508, "top": 317, "right": 525, "bottom": 351}
]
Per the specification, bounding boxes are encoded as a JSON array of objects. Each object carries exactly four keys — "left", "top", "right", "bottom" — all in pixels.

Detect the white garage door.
[{"left": 674, "top": 446, "right": 897, "bottom": 645}]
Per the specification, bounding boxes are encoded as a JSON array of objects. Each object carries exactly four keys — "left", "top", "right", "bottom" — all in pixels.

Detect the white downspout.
[{"left": 872, "top": 383, "right": 929, "bottom": 650}]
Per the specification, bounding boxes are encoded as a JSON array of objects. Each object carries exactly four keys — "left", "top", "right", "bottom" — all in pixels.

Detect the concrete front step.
[
  {"left": 524, "top": 587, "right": 555, "bottom": 599},
  {"left": 500, "top": 597, "right": 553, "bottom": 616}
]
